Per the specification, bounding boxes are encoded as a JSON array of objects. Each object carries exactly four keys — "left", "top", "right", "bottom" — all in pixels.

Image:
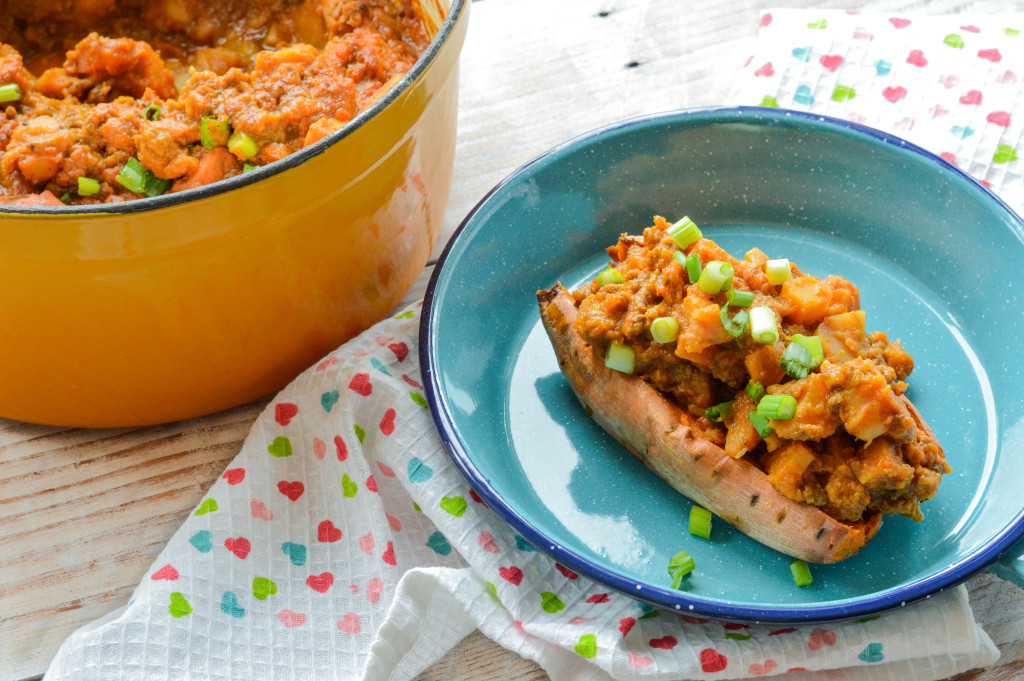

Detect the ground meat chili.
[
  {"left": 0, "top": 0, "right": 429, "bottom": 205},
  {"left": 571, "top": 216, "right": 950, "bottom": 525}
]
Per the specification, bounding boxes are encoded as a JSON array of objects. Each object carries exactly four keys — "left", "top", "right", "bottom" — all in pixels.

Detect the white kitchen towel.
[
  {"left": 44, "top": 8, "right": 1024, "bottom": 681},
  {"left": 43, "top": 300, "right": 998, "bottom": 681}
]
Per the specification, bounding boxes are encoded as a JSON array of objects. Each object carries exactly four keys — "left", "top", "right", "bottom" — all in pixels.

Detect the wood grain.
[{"left": 4, "top": 0, "right": 1024, "bottom": 679}]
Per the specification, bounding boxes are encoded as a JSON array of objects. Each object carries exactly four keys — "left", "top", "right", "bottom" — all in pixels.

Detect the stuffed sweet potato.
[{"left": 537, "top": 216, "right": 949, "bottom": 563}]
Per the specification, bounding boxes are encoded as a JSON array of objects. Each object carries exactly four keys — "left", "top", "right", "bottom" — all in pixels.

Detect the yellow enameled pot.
[{"left": 0, "top": 0, "right": 468, "bottom": 427}]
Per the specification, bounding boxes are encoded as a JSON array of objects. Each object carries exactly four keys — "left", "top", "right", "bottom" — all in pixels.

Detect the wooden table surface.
[{"left": 3, "top": 0, "right": 1024, "bottom": 679}]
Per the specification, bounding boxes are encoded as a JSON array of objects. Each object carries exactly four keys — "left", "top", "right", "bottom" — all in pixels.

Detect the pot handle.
[{"left": 989, "top": 536, "right": 1024, "bottom": 588}]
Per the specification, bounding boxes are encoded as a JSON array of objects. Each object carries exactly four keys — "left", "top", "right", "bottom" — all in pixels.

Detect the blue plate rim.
[{"left": 419, "top": 105, "right": 1024, "bottom": 623}]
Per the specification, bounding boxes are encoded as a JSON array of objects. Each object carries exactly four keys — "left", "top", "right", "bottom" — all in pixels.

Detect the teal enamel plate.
[{"left": 420, "top": 107, "right": 1024, "bottom": 622}]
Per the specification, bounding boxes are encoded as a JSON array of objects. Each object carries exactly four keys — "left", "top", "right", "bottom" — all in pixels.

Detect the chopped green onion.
[
  {"left": 596, "top": 267, "right": 624, "bottom": 287},
  {"left": 727, "top": 288, "right": 754, "bottom": 307},
  {"left": 704, "top": 400, "right": 733, "bottom": 423},
  {"left": 757, "top": 394, "right": 797, "bottom": 420},
  {"left": 115, "top": 158, "right": 171, "bottom": 197},
  {"left": 243, "top": 163, "right": 259, "bottom": 173},
  {"left": 697, "top": 260, "right": 734, "bottom": 294},
  {"left": 781, "top": 342, "right": 812, "bottom": 380},
  {"left": 228, "top": 129, "right": 259, "bottom": 160},
  {"left": 115, "top": 158, "right": 149, "bottom": 194},
  {"left": 604, "top": 341, "right": 635, "bottom": 374},
  {"left": 747, "top": 411, "right": 774, "bottom": 438},
  {"left": 143, "top": 104, "right": 162, "bottom": 121},
  {"left": 684, "top": 252, "right": 702, "bottom": 282},
  {"left": 689, "top": 506, "right": 713, "bottom": 539},
  {"left": 791, "top": 559, "right": 814, "bottom": 587},
  {"left": 650, "top": 316, "right": 679, "bottom": 344},
  {"left": 790, "top": 334, "right": 824, "bottom": 368},
  {"left": 668, "top": 216, "right": 702, "bottom": 249},
  {"left": 144, "top": 175, "right": 172, "bottom": 197},
  {"left": 59, "top": 191, "right": 72, "bottom": 204},
  {"left": 766, "top": 258, "right": 793, "bottom": 285},
  {"left": 668, "top": 550, "right": 696, "bottom": 589},
  {"left": 77, "top": 176, "right": 101, "bottom": 196},
  {"left": 0, "top": 83, "right": 23, "bottom": 103},
  {"left": 745, "top": 382, "right": 766, "bottom": 403},
  {"left": 200, "top": 115, "right": 232, "bottom": 148},
  {"left": 749, "top": 306, "right": 779, "bottom": 344},
  {"left": 719, "top": 306, "right": 749, "bottom": 338}
]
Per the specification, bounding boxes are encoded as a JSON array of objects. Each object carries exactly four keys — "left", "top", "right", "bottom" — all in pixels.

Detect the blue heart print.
[
  {"left": 189, "top": 530, "right": 213, "bottom": 553},
  {"left": 220, "top": 591, "right": 245, "bottom": 618}
]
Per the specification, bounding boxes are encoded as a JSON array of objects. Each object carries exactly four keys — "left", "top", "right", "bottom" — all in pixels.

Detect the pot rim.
[{"left": 0, "top": 0, "right": 468, "bottom": 218}]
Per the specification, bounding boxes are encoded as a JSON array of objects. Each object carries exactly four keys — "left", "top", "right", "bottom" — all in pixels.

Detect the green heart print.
[
  {"left": 440, "top": 495, "right": 468, "bottom": 517},
  {"left": 574, "top": 633, "right": 597, "bottom": 658},
  {"left": 267, "top": 436, "right": 293, "bottom": 458},
  {"left": 253, "top": 577, "right": 278, "bottom": 601},
  {"left": 169, "top": 592, "right": 193, "bottom": 618}
]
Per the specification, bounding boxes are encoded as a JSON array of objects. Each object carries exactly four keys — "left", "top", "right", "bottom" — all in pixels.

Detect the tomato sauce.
[{"left": 0, "top": 0, "right": 429, "bottom": 205}]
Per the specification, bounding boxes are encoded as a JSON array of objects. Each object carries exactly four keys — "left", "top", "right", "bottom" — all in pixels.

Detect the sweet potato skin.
[{"left": 539, "top": 284, "right": 882, "bottom": 563}]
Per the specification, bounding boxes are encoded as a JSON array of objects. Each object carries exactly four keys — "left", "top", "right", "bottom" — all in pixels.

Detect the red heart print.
[
  {"left": 906, "top": 50, "right": 927, "bottom": 67},
  {"left": 224, "top": 537, "right": 251, "bottom": 560},
  {"left": 274, "top": 402, "right": 298, "bottom": 426},
  {"left": 382, "top": 540, "right": 397, "bottom": 566},
  {"left": 499, "top": 566, "right": 524, "bottom": 585},
  {"left": 151, "top": 564, "right": 179, "bottom": 581},
  {"left": 759, "top": 12, "right": 772, "bottom": 27},
  {"left": 853, "top": 27, "right": 873, "bottom": 40},
  {"left": 277, "top": 480, "right": 305, "bottom": 501},
  {"left": 894, "top": 116, "right": 915, "bottom": 131},
  {"left": 748, "top": 660, "right": 778, "bottom": 676},
  {"left": 627, "top": 652, "right": 653, "bottom": 668},
  {"left": 940, "top": 152, "right": 958, "bottom": 166},
  {"left": 337, "top": 613, "right": 361, "bottom": 634},
  {"left": 334, "top": 435, "right": 348, "bottom": 461},
  {"left": 770, "top": 627, "right": 798, "bottom": 635},
  {"left": 819, "top": 54, "right": 843, "bottom": 71},
  {"left": 650, "top": 636, "right": 678, "bottom": 650},
  {"left": 682, "top": 615, "right": 709, "bottom": 624},
  {"left": 388, "top": 342, "right": 409, "bottom": 361},
  {"left": 366, "top": 577, "right": 384, "bottom": 603},
  {"left": 359, "top": 532, "right": 375, "bottom": 554},
  {"left": 700, "top": 648, "right": 729, "bottom": 673},
  {"left": 222, "top": 468, "right": 245, "bottom": 485},
  {"left": 882, "top": 86, "right": 907, "bottom": 102},
  {"left": 315, "top": 357, "right": 337, "bottom": 371},
  {"left": 401, "top": 374, "right": 423, "bottom": 389},
  {"left": 469, "top": 488, "right": 487, "bottom": 506},
  {"left": 555, "top": 563, "right": 579, "bottom": 580},
  {"left": 960, "top": 89, "right": 982, "bottom": 105},
  {"left": 618, "top": 617, "right": 636, "bottom": 637},
  {"left": 931, "top": 105, "right": 950, "bottom": 118},
  {"left": 754, "top": 62, "right": 774, "bottom": 77},
  {"left": 587, "top": 593, "right": 610, "bottom": 604},
  {"left": 380, "top": 409, "right": 396, "bottom": 435},
  {"left": 568, "top": 616, "right": 596, "bottom": 625},
  {"left": 306, "top": 572, "right": 334, "bottom": 593},
  {"left": 961, "top": 24, "right": 981, "bottom": 33},
  {"left": 374, "top": 336, "right": 392, "bottom": 346},
  {"left": 997, "top": 70, "right": 1018, "bottom": 84},
  {"left": 318, "top": 520, "right": 342, "bottom": 543},
  {"left": 888, "top": 17, "right": 911, "bottom": 28},
  {"left": 386, "top": 513, "right": 402, "bottom": 531},
  {"left": 808, "top": 628, "right": 837, "bottom": 650},
  {"left": 349, "top": 373, "right": 372, "bottom": 396},
  {"left": 251, "top": 498, "right": 273, "bottom": 521},
  {"left": 378, "top": 462, "right": 396, "bottom": 477},
  {"left": 723, "top": 623, "right": 749, "bottom": 630},
  {"left": 988, "top": 111, "right": 1011, "bottom": 127},
  {"left": 478, "top": 531, "right": 500, "bottom": 554},
  {"left": 313, "top": 438, "right": 327, "bottom": 460},
  {"left": 365, "top": 475, "right": 378, "bottom": 493},
  {"left": 979, "top": 48, "right": 1002, "bottom": 62},
  {"left": 939, "top": 74, "right": 959, "bottom": 89}
]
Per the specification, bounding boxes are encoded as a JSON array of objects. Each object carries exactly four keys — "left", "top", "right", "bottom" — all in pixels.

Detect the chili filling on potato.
[
  {"left": 0, "top": 0, "right": 428, "bottom": 205},
  {"left": 570, "top": 216, "right": 950, "bottom": 525}
]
